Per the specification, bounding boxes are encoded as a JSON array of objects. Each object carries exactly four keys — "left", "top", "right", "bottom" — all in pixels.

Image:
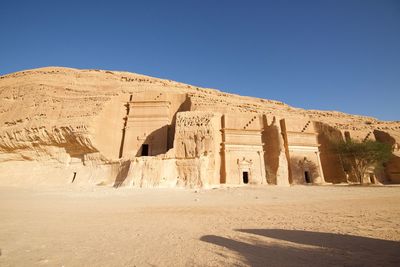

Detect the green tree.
[{"left": 335, "top": 139, "right": 392, "bottom": 184}]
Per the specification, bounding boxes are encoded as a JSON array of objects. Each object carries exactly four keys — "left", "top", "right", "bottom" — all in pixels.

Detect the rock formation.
[{"left": 0, "top": 67, "right": 399, "bottom": 187}]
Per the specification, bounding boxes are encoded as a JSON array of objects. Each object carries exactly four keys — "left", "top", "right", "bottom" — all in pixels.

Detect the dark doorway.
[
  {"left": 141, "top": 144, "right": 149, "bottom": 156},
  {"left": 71, "top": 172, "right": 77, "bottom": 183},
  {"left": 369, "top": 173, "right": 375, "bottom": 184},
  {"left": 304, "top": 171, "right": 311, "bottom": 183},
  {"left": 243, "top": 171, "right": 249, "bottom": 184}
]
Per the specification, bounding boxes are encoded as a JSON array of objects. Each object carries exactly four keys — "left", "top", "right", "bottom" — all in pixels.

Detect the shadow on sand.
[{"left": 200, "top": 229, "right": 400, "bottom": 266}]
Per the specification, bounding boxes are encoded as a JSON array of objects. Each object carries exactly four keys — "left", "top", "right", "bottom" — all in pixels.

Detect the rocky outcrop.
[{"left": 0, "top": 67, "right": 399, "bottom": 186}]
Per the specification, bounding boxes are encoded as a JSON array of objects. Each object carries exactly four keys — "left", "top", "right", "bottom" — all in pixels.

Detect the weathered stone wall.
[
  {"left": 126, "top": 157, "right": 178, "bottom": 188},
  {"left": 173, "top": 111, "right": 222, "bottom": 187},
  {"left": 374, "top": 130, "right": 400, "bottom": 183},
  {"left": 222, "top": 114, "right": 266, "bottom": 185},
  {"left": 280, "top": 118, "right": 325, "bottom": 184},
  {"left": 262, "top": 116, "right": 289, "bottom": 185},
  {"left": 313, "top": 122, "right": 347, "bottom": 184},
  {"left": 0, "top": 67, "right": 399, "bottom": 187},
  {"left": 0, "top": 154, "right": 115, "bottom": 186}
]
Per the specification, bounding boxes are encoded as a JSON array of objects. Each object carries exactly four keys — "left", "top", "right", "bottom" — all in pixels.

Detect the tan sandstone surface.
[
  {"left": 0, "top": 185, "right": 399, "bottom": 266},
  {"left": 1, "top": 68, "right": 400, "bottom": 266},
  {"left": 0, "top": 67, "right": 399, "bottom": 187}
]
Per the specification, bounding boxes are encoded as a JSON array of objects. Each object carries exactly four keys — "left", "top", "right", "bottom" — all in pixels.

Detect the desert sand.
[
  {"left": 1, "top": 67, "right": 400, "bottom": 266},
  {"left": 1, "top": 185, "right": 399, "bottom": 266}
]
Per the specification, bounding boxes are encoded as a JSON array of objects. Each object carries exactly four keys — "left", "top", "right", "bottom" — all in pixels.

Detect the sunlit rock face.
[{"left": 1, "top": 67, "right": 399, "bottom": 187}]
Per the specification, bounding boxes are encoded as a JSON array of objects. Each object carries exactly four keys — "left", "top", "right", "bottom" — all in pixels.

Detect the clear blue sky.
[{"left": 1, "top": 0, "right": 399, "bottom": 121}]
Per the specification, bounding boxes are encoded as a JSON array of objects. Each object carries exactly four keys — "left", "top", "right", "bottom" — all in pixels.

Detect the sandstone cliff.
[{"left": 0, "top": 67, "right": 399, "bottom": 186}]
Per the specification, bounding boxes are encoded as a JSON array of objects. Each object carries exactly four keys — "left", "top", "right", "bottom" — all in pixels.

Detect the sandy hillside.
[
  {"left": 1, "top": 67, "right": 399, "bottom": 187},
  {"left": 1, "top": 67, "right": 399, "bottom": 165},
  {"left": 0, "top": 185, "right": 399, "bottom": 266}
]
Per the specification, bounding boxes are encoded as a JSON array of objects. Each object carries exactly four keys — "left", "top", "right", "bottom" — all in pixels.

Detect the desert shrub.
[{"left": 335, "top": 139, "right": 392, "bottom": 184}]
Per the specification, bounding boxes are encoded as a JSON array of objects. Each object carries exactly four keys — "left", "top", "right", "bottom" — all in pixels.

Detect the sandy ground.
[{"left": 0, "top": 185, "right": 400, "bottom": 267}]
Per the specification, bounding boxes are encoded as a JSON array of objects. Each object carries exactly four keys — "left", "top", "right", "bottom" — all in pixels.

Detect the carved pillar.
[
  {"left": 225, "top": 148, "right": 231, "bottom": 184},
  {"left": 258, "top": 150, "right": 266, "bottom": 184},
  {"left": 315, "top": 151, "right": 325, "bottom": 183}
]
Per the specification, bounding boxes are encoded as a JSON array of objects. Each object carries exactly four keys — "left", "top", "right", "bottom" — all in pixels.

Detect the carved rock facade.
[{"left": 1, "top": 67, "right": 399, "bottom": 187}]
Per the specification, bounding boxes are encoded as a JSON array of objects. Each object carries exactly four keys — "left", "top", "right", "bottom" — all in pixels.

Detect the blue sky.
[{"left": 1, "top": 0, "right": 399, "bottom": 120}]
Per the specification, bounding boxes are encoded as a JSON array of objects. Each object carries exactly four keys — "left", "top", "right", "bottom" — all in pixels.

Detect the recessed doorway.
[
  {"left": 141, "top": 144, "right": 149, "bottom": 156},
  {"left": 369, "top": 173, "right": 375, "bottom": 184},
  {"left": 304, "top": 171, "right": 311, "bottom": 183},
  {"left": 243, "top": 171, "right": 249, "bottom": 184}
]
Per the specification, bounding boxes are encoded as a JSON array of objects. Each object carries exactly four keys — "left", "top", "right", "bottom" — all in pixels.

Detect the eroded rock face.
[{"left": 0, "top": 67, "right": 399, "bottom": 186}]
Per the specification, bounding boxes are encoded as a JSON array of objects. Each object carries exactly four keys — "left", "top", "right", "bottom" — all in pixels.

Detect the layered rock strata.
[{"left": 0, "top": 67, "right": 399, "bottom": 186}]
